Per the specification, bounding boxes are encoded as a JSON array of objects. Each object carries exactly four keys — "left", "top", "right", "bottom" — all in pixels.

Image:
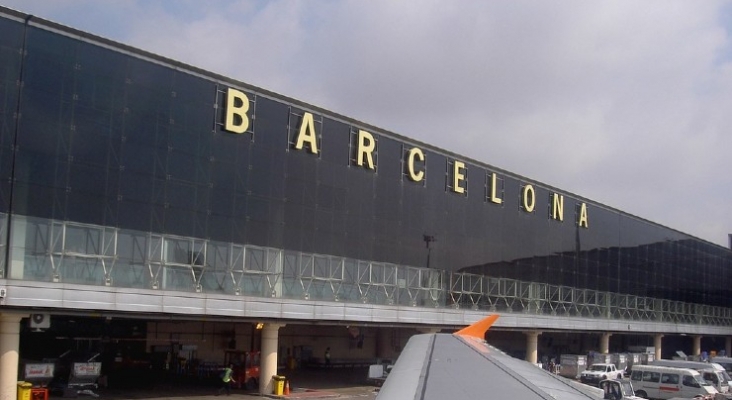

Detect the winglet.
[{"left": 453, "top": 314, "right": 499, "bottom": 339}]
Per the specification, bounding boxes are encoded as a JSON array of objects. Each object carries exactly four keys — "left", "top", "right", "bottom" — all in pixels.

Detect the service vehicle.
[
  {"left": 650, "top": 359, "right": 730, "bottom": 394},
  {"left": 599, "top": 379, "right": 645, "bottom": 400},
  {"left": 367, "top": 361, "right": 393, "bottom": 386},
  {"left": 711, "top": 357, "right": 732, "bottom": 387},
  {"left": 223, "top": 350, "right": 260, "bottom": 390},
  {"left": 629, "top": 364, "right": 717, "bottom": 399},
  {"left": 712, "top": 357, "right": 732, "bottom": 375},
  {"left": 581, "top": 363, "right": 623, "bottom": 386}
]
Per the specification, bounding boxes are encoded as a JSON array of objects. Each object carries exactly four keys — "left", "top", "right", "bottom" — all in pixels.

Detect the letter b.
[{"left": 225, "top": 88, "right": 250, "bottom": 134}]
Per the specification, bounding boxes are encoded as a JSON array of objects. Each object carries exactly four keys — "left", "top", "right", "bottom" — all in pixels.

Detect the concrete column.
[
  {"left": 654, "top": 334, "right": 664, "bottom": 361},
  {"left": 1, "top": 313, "right": 26, "bottom": 400},
  {"left": 725, "top": 337, "right": 731, "bottom": 357},
  {"left": 525, "top": 331, "right": 541, "bottom": 364},
  {"left": 692, "top": 335, "right": 702, "bottom": 357},
  {"left": 259, "top": 323, "right": 285, "bottom": 395},
  {"left": 600, "top": 333, "right": 612, "bottom": 354},
  {"left": 376, "top": 327, "right": 391, "bottom": 359}
]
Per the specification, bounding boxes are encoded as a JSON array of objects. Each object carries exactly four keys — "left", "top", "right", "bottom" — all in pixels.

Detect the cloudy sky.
[{"left": 3, "top": 0, "right": 732, "bottom": 247}]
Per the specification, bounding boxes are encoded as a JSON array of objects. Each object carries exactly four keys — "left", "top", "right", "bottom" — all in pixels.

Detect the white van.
[
  {"left": 712, "top": 356, "right": 732, "bottom": 375},
  {"left": 650, "top": 359, "right": 730, "bottom": 393},
  {"left": 629, "top": 365, "right": 717, "bottom": 399}
]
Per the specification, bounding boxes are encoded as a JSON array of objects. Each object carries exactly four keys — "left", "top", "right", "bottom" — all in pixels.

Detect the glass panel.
[{"left": 2, "top": 16, "right": 731, "bottom": 327}]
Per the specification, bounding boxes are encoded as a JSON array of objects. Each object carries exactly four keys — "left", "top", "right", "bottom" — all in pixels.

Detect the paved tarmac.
[{"left": 53, "top": 368, "right": 379, "bottom": 400}]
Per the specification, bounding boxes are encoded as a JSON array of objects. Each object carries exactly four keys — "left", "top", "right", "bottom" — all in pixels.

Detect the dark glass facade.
[{"left": 1, "top": 10, "right": 730, "bottom": 306}]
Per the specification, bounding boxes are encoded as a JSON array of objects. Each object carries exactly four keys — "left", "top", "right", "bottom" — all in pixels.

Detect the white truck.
[{"left": 581, "top": 363, "right": 623, "bottom": 386}]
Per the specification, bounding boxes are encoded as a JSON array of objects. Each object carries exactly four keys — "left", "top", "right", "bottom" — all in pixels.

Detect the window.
[
  {"left": 661, "top": 373, "right": 679, "bottom": 384},
  {"left": 702, "top": 372, "right": 718, "bottom": 384},
  {"left": 683, "top": 375, "right": 699, "bottom": 387},
  {"left": 631, "top": 371, "right": 643, "bottom": 381},
  {"left": 643, "top": 372, "right": 660, "bottom": 382}
]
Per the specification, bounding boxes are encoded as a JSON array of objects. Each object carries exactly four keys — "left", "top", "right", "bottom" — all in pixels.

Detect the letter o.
[{"left": 522, "top": 184, "right": 535, "bottom": 213}]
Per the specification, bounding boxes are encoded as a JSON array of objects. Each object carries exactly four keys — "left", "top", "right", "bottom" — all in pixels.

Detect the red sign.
[{"left": 25, "top": 364, "right": 54, "bottom": 379}]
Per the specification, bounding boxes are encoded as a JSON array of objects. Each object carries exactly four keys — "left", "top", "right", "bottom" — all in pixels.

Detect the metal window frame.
[{"left": 7, "top": 214, "right": 732, "bottom": 327}]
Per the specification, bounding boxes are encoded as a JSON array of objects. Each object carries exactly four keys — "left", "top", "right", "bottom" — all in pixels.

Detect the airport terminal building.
[{"left": 1, "top": 6, "right": 731, "bottom": 396}]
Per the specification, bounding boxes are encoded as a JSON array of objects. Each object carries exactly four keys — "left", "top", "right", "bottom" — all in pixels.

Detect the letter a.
[
  {"left": 295, "top": 112, "right": 319, "bottom": 154},
  {"left": 578, "top": 203, "right": 589, "bottom": 228}
]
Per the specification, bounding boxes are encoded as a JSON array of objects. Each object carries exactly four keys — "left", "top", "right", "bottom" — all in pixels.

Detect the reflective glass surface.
[
  {"left": 0, "top": 16, "right": 730, "bottom": 308},
  {"left": 0, "top": 16, "right": 23, "bottom": 214}
]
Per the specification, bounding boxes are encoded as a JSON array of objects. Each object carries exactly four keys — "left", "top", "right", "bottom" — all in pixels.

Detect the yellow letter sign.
[
  {"left": 295, "top": 112, "right": 319, "bottom": 154},
  {"left": 452, "top": 161, "right": 466, "bottom": 194},
  {"left": 552, "top": 193, "right": 564, "bottom": 221},
  {"left": 225, "top": 88, "right": 250, "bottom": 134},
  {"left": 357, "top": 130, "right": 376, "bottom": 170},
  {"left": 407, "top": 147, "right": 425, "bottom": 182},
  {"left": 578, "top": 203, "right": 589, "bottom": 228},
  {"left": 489, "top": 172, "right": 502, "bottom": 204},
  {"left": 522, "top": 185, "right": 535, "bottom": 213}
]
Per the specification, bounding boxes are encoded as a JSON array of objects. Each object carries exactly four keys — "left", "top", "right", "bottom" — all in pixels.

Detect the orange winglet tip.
[{"left": 454, "top": 314, "right": 499, "bottom": 339}]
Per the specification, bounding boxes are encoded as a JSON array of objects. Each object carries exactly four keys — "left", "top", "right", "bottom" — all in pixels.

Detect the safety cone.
[{"left": 284, "top": 380, "right": 290, "bottom": 395}]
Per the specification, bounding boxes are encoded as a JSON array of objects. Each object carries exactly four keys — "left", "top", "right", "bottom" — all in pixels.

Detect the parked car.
[{"left": 581, "top": 363, "right": 623, "bottom": 386}]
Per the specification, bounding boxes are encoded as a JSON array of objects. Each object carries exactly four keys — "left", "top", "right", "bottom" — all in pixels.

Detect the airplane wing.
[{"left": 377, "top": 315, "right": 603, "bottom": 400}]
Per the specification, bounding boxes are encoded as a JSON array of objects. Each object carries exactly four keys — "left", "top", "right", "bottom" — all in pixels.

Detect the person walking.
[
  {"left": 217, "top": 364, "right": 236, "bottom": 396},
  {"left": 325, "top": 347, "right": 331, "bottom": 367}
]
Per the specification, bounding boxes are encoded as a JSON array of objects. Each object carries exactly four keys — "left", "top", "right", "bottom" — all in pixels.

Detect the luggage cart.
[
  {"left": 64, "top": 362, "right": 102, "bottom": 398},
  {"left": 22, "top": 363, "right": 54, "bottom": 400}
]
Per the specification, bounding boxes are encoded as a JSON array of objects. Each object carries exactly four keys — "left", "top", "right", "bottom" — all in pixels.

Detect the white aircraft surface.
[{"left": 377, "top": 315, "right": 605, "bottom": 400}]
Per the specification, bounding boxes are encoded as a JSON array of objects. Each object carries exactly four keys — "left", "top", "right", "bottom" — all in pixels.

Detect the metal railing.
[{"left": 4, "top": 215, "right": 732, "bottom": 326}]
